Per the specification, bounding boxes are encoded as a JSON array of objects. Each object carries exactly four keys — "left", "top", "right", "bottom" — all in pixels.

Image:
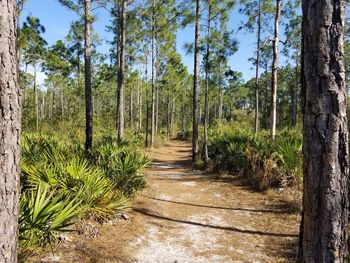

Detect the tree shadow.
[
  {"left": 133, "top": 207, "right": 298, "bottom": 238},
  {"left": 141, "top": 195, "right": 297, "bottom": 214}
]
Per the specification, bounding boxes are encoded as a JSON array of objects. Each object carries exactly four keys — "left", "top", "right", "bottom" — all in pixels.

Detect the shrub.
[{"left": 204, "top": 125, "right": 303, "bottom": 190}]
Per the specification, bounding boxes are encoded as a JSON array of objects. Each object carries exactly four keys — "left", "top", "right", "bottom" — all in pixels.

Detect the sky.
[{"left": 21, "top": 0, "right": 292, "bottom": 86}]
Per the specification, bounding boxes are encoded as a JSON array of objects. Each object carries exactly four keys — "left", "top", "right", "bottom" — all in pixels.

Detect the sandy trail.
[
  {"left": 33, "top": 140, "right": 300, "bottom": 263},
  {"left": 129, "top": 140, "right": 299, "bottom": 263}
]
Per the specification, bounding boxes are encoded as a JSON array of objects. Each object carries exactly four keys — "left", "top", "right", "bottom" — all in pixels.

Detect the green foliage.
[
  {"left": 20, "top": 132, "right": 148, "bottom": 251},
  {"left": 204, "top": 124, "right": 302, "bottom": 191}
]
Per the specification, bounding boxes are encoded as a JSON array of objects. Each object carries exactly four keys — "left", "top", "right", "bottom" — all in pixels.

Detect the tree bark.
[
  {"left": 85, "top": 0, "right": 93, "bottom": 152},
  {"left": 0, "top": 1, "right": 21, "bottom": 261},
  {"left": 298, "top": 0, "right": 349, "bottom": 261},
  {"left": 144, "top": 47, "right": 150, "bottom": 147},
  {"left": 192, "top": 0, "right": 201, "bottom": 163},
  {"left": 33, "top": 63, "right": 39, "bottom": 132},
  {"left": 204, "top": 3, "right": 211, "bottom": 164},
  {"left": 270, "top": 0, "right": 281, "bottom": 141},
  {"left": 150, "top": 0, "right": 156, "bottom": 147},
  {"left": 254, "top": 0, "right": 261, "bottom": 134},
  {"left": 117, "top": 0, "right": 126, "bottom": 141}
]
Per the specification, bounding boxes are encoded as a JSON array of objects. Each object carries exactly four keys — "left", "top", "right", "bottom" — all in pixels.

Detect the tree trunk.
[
  {"left": 0, "top": 1, "right": 21, "bottom": 261},
  {"left": 138, "top": 73, "right": 142, "bottom": 131},
  {"left": 85, "top": 0, "right": 93, "bottom": 152},
  {"left": 254, "top": 0, "right": 261, "bottom": 134},
  {"left": 144, "top": 47, "right": 150, "bottom": 147},
  {"left": 292, "top": 55, "right": 299, "bottom": 127},
  {"left": 155, "top": 42, "right": 160, "bottom": 133},
  {"left": 270, "top": 0, "right": 281, "bottom": 141},
  {"left": 218, "top": 62, "right": 223, "bottom": 120},
  {"left": 150, "top": 0, "right": 156, "bottom": 147},
  {"left": 129, "top": 87, "right": 133, "bottom": 128},
  {"left": 61, "top": 86, "right": 64, "bottom": 118},
  {"left": 117, "top": 0, "right": 126, "bottom": 141},
  {"left": 298, "top": 0, "right": 349, "bottom": 261},
  {"left": 33, "top": 63, "right": 39, "bottom": 132},
  {"left": 192, "top": 0, "right": 201, "bottom": 163},
  {"left": 204, "top": 3, "right": 211, "bottom": 164}
]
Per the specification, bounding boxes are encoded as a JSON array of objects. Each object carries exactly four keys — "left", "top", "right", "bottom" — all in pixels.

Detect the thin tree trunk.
[
  {"left": 24, "top": 62, "right": 28, "bottom": 106},
  {"left": 145, "top": 47, "right": 150, "bottom": 147},
  {"left": 270, "top": 0, "right": 281, "bottom": 141},
  {"left": 33, "top": 63, "right": 39, "bottom": 132},
  {"left": 204, "top": 3, "right": 211, "bottom": 164},
  {"left": 0, "top": 1, "right": 21, "bottom": 261},
  {"left": 254, "top": 0, "right": 261, "bottom": 134},
  {"left": 117, "top": 0, "right": 126, "bottom": 140},
  {"left": 292, "top": 54, "right": 299, "bottom": 127},
  {"left": 218, "top": 62, "right": 223, "bottom": 120},
  {"left": 150, "top": 0, "right": 156, "bottom": 147},
  {"left": 61, "top": 86, "right": 64, "bottom": 118},
  {"left": 138, "top": 73, "right": 142, "bottom": 131},
  {"left": 264, "top": 63, "right": 269, "bottom": 129},
  {"left": 171, "top": 97, "right": 175, "bottom": 135},
  {"left": 85, "top": 0, "right": 93, "bottom": 152},
  {"left": 155, "top": 41, "right": 160, "bottom": 133},
  {"left": 130, "top": 87, "right": 133, "bottom": 128},
  {"left": 298, "top": 0, "right": 349, "bottom": 261}
]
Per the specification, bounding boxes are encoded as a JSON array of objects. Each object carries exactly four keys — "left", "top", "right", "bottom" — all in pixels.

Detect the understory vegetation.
[
  {"left": 19, "top": 132, "right": 149, "bottom": 255},
  {"left": 201, "top": 123, "right": 302, "bottom": 191}
]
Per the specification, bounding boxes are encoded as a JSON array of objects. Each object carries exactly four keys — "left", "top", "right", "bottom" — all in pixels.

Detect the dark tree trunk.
[
  {"left": 192, "top": 0, "right": 201, "bottom": 163},
  {"left": 144, "top": 47, "right": 150, "bottom": 147},
  {"left": 218, "top": 62, "right": 223, "bottom": 121},
  {"left": 204, "top": 3, "right": 211, "bottom": 164},
  {"left": 298, "top": 0, "right": 349, "bottom": 261},
  {"left": 270, "top": 0, "right": 281, "bottom": 141},
  {"left": 33, "top": 63, "right": 39, "bottom": 132},
  {"left": 150, "top": 0, "right": 156, "bottom": 147},
  {"left": 155, "top": 41, "right": 160, "bottom": 134},
  {"left": 117, "top": 0, "right": 126, "bottom": 141},
  {"left": 0, "top": 1, "right": 21, "bottom": 261},
  {"left": 254, "top": 0, "right": 261, "bottom": 134},
  {"left": 85, "top": 0, "right": 93, "bottom": 152}
]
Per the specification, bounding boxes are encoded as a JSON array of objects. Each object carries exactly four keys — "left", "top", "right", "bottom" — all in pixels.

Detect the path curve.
[{"left": 130, "top": 140, "right": 299, "bottom": 262}]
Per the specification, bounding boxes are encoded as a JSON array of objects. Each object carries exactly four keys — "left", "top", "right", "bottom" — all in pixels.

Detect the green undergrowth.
[
  {"left": 19, "top": 132, "right": 149, "bottom": 255},
  {"left": 201, "top": 124, "right": 303, "bottom": 191}
]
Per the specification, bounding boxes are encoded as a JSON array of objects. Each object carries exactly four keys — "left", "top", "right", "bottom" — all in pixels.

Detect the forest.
[{"left": 0, "top": 0, "right": 349, "bottom": 262}]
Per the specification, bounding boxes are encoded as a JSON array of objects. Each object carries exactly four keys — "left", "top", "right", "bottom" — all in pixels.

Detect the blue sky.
[{"left": 21, "top": 0, "right": 292, "bottom": 84}]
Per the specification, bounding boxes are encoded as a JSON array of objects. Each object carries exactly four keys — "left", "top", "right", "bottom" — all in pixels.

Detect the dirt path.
[{"left": 40, "top": 140, "right": 300, "bottom": 263}]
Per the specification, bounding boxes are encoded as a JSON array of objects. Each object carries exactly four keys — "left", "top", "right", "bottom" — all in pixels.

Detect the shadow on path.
[
  {"left": 133, "top": 207, "right": 298, "bottom": 238},
  {"left": 142, "top": 195, "right": 295, "bottom": 214}
]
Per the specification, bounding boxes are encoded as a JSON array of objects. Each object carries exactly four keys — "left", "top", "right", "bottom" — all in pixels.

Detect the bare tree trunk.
[
  {"left": 144, "top": 47, "right": 150, "bottom": 147},
  {"left": 171, "top": 97, "right": 175, "bottom": 135},
  {"left": 117, "top": 0, "right": 126, "bottom": 140},
  {"left": 192, "top": 0, "right": 201, "bottom": 163},
  {"left": 292, "top": 55, "right": 299, "bottom": 127},
  {"left": 138, "top": 73, "right": 142, "bottom": 131},
  {"left": 0, "top": 1, "right": 21, "bottom": 261},
  {"left": 204, "top": 3, "right": 211, "bottom": 164},
  {"left": 270, "top": 0, "right": 281, "bottom": 141},
  {"left": 23, "top": 62, "right": 28, "bottom": 107},
  {"left": 150, "top": 0, "right": 156, "bottom": 147},
  {"left": 264, "top": 63, "right": 269, "bottom": 129},
  {"left": 298, "top": 0, "right": 349, "bottom": 261},
  {"left": 85, "top": 0, "right": 93, "bottom": 152},
  {"left": 155, "top": 42, "right": 160, "bottom": 133},
  {"left": 129, "top": 87, "right": 133, "bottom": 129},
  {"left": 218, "top": 62, "right": 223, "bottom": 120},
  {"left": 33, "top": 63, "right": 39, "bottom": 132},
  {"left": 254, "top": 0, "right": 261, "bottom": 134},
  {"left": 61, "top": 86, "right": 64, "bottom": 118}
]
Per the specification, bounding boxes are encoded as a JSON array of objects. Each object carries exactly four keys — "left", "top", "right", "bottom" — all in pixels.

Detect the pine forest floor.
[{"left": 29, "top": 140, "right": 301, "bottom": 263}]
